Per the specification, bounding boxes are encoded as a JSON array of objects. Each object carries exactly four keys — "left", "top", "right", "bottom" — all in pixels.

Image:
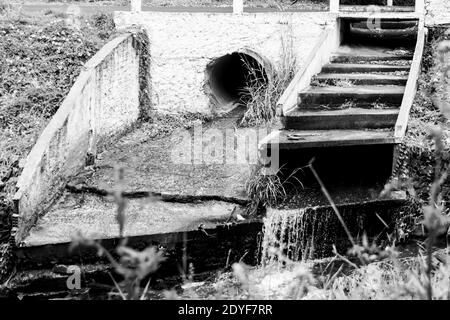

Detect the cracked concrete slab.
[
  {"left": 22, "top": 108, "right": 272, "bottom": 247},
  {"left": 69, "top": 108, "right": 273, "bottom": 202},
  {"left": 22, "top": 191, "right": 242, "bottom": 247}
]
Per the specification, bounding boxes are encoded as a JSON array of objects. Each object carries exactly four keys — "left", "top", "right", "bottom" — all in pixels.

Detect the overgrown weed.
[{"left": 239, "top": 26, "right": 297, "bottom": 126}]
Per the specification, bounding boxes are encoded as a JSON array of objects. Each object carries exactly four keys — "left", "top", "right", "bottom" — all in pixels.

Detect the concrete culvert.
[{"left": 206, "top": 52, "right": 268, "bottom": 108}]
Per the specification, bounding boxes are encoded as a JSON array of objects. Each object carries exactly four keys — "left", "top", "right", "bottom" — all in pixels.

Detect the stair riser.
[
  {"left": 351, "top": 21, "right": 418, "bottom": 30},
  {"left": 321, "top": 65, "right": 410, "bottom": 73},
  {"left": 312, "top": 77, "right": 407, "bottom": 86},
  {"left": 282, "top": 114, "right": 397, "bottom": 130},
  {"left": 349, "top": 33, "right": 417, "bottom": 42},
  {"left": 298, "top": 93, "right": 403, "bottom": 108}
]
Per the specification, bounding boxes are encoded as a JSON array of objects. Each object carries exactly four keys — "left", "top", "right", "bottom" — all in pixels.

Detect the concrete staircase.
[
  {"left": 282, "top": 47, "right": 413, "bottom": 131},
  {"left": 260, "top": 17, "right": 423, "bottom": 190},
  {"left": 267, "top": 18, "right": 419, "bottom": 151}
]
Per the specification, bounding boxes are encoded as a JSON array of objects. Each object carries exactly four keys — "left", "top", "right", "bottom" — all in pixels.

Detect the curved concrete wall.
[
  {"left": 114, "top": 11, "right": 334, "bottom": 113},
  {"left": 13, "top": 33, "right": 147, "bottom": 244}
]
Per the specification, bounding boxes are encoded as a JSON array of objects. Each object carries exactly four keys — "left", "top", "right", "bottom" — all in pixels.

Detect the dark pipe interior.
[{"left": 207, "top": 52, "right": 268, "bottom": 105}]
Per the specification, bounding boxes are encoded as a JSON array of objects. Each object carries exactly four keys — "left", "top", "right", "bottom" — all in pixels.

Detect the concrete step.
[
  {"left": 350, "top": 20, "right": 418, "bottom": 30},
  {"left": 298, "top": 85, "right": 405, "bottom": 109},
  {"left": 259, "top": 129, "right": 396, "bottom": 150},
  {"left": 321, "top": 63, "right": 411, "bottom": 74},
  {"left": 340, "top": 5, "right": 415, "bottom": 13},
  {"left": 349, "top": 25, "right": 417, "bottom": 40},
  {"left": 16, "top": 189, "right": 261, "bottom": 273},
  {"left": 331, "top": 54, "right": 413, "bottom": 63},
  {"left": 313, "top": 73, "right": 408, "bottom": 86},
  {"left": 282, "top": 108, "right": 399, "bottom": 130}
]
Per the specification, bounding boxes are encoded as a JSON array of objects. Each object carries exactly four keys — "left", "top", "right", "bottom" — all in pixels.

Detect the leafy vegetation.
[
  {"left": 0, "top": 8, "right": 115, "bottom": 251},
  {"left": 1, "top": 2, "right": 449, "bottom": 301}
]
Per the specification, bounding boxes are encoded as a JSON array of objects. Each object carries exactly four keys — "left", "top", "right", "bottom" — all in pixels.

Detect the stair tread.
[
  {"left": 323, "top": 63, "right": 411, "bottom": 70},
  {"left": 260, "top": 129, "right": 395, "bottom": 149},
  {"left": 301, "top": 85, "right": 405, "bottom": 95},
  {"left": 331, "top": 55, "right": 413, "bottom": 62},
  {"left": 286, "top": 107, "right": 399, "bottom": 117},
  {"left": 334, "top": 46, "right": 413, "bottom": 57},
  {"left": 314, "top": 73, "right": 409, "bottom": 81}
]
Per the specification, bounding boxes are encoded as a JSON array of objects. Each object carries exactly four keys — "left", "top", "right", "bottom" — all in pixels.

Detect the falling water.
[{"left": 259, "top": 207, "right": 339, "bottom": 267}]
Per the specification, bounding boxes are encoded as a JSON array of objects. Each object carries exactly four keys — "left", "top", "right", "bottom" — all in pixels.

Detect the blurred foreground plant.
[{"left": 70, "top": 167, "right": 165, "bottom": 300}]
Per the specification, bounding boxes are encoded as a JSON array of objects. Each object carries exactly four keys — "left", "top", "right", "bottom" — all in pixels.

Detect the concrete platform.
[
  {"left": 19, "top": 107, "right": 262, "bottom": 248},
  {"left": 21, "top": 192, "right": 241, "bottom": 247},
  {"left": 68, "top": 110, "right": 257, "bottom": 202}
]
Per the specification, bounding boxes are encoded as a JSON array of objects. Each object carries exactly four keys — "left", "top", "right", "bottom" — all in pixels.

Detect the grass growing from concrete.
[{"left": 240, "top": 28, "right": 298, "bottom": 126}]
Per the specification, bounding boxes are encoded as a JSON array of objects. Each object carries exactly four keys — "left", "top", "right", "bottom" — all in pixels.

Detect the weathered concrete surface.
[
  {"left": 70, "top": 132, "right": 247, "bottom": 201},
  {"left": 425, "top": 0, "right": 450, "bottom": 26},
  {"left": 114, "top": 11, "right": 335, "bottom": 113},
  {"left": 299, "top": 84, "right": 405, "bottom": 108},
  {"left": 68, "top": 107, "right": 267, "bottom": 202},
  {"left": 22, "top": 192, "right": 240, "bottom": 246},
  {"left": 313, "top": 73, "right": 409, "bottom": 86},
  {"left": 20, "top": 107, "right": 275, "bottom": 247},
  {"left": 263, "top": 197, "right": 408, "bottom": 260},
  {"left": 282, "top": 109, "right": 399, "bottom": 130},
  {"left": 13, "top": 33, "right": 146, "bottom": 244},
  {"left": 262, "top": 128, "right": 395, "bottom": 149}
]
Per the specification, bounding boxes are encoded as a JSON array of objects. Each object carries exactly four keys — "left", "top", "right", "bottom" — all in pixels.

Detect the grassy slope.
[
  {"left": 397, "top": 28, "right": 450, "bottom": 204},
  {"left": 0, "top": 7, "right": 115, "bottom": 243}
]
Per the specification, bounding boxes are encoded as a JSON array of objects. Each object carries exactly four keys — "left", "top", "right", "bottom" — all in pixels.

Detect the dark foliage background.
[{"left": 0, "top": 11, "right": 115, "bottom": 246}]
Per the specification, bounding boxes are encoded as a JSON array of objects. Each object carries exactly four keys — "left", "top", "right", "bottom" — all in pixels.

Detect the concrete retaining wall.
[
  {"left": 425, "top": 0, "right": 450, "bottom": 26},
  {"left": 114, "top": 11, "right": 334, "bottom": 114},
  {"left": 13, "top": 33, "right": 146, "bottom": 244}
]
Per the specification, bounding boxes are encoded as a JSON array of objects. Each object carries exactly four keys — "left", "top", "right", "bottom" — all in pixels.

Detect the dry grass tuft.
[{"left": 239, "top": 27, "right": 297, "bottom": 126}]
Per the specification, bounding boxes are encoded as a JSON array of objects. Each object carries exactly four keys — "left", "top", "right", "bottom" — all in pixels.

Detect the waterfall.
[{"left": 259, "top": 207, "right": 338, "bottom": 266}]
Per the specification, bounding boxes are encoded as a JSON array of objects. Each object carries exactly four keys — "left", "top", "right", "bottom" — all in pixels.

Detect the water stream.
[{"left": 259, "top": 207, "right": 339, "bottom": 266}]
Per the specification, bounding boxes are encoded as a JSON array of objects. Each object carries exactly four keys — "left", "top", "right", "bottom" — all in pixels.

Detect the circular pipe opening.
[{"left": 206, "top": 52, "right": 268, "bottom": 107}]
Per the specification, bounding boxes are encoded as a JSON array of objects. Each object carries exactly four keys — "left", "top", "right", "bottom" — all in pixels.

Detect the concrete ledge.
[
  {"left": 394, "top": 20, "right": 426, "bottom": 141},
  {"left": 13, "top": 33, "right": 146, "bottom": 244}
]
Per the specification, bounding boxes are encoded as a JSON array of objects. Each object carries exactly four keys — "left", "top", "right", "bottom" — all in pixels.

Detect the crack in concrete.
[{"left": 66, "top": 183, "right": 249, "bottom": 206}]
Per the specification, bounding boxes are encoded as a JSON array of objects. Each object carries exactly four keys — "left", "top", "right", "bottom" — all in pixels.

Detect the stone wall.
[
  {"left": 425, "top": 0, "right": 450, "bottom": 26},
  {"left": 114, "top": 11, "right": 334, "bottom": 113},
  {"left": 13, "top": 33, "right": 146, "bottom": 244}
]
